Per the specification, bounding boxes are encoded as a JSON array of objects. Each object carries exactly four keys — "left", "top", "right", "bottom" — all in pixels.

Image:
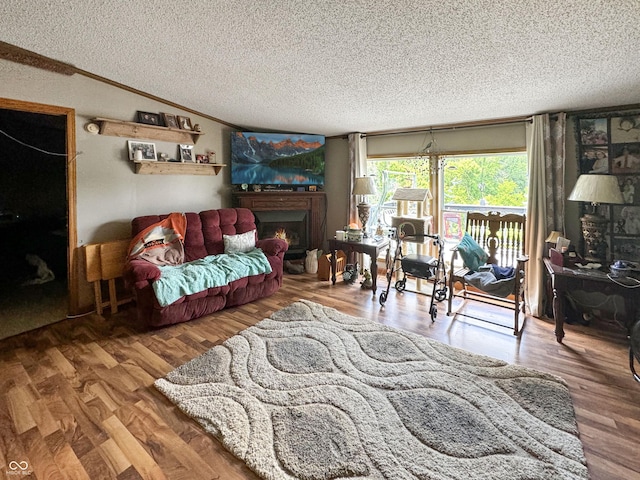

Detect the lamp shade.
[
  {"left": 567, "top": 174, "right": 624, "bottom": 205},
  {"left": 545, "top": 230, "right": 563, "bottom": 244},
  {"left": 352, "top": 176, "right": 378, "bottom": 196}
]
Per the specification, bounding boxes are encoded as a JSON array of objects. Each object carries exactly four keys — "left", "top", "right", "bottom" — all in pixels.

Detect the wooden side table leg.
[
  {"left": 331, "top": 248, "right": 337, "bottom": 285},
  {"left": 552, "top": 286, "right": 565, "bottom": 343},
  {"left": 370, "top": 252, "right": 378, "bottom": 297}
]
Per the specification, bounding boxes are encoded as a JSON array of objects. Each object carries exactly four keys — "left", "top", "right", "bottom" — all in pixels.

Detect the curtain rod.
[
  {"left": 338, "top": 108, "right": 640, "bottom": 141},
  {"left": 362, "top": 115, "right": 532, "bottom": 139}
]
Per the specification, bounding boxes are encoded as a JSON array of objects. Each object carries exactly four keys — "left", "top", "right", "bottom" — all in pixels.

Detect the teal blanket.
[{"left": 153, "top": 248, "right": 272, "bottom": 307}]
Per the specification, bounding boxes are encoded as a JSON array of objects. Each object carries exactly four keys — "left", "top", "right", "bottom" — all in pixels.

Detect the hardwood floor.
[{"left": 0, "top": 273, "right": 638, "bottom": 480}]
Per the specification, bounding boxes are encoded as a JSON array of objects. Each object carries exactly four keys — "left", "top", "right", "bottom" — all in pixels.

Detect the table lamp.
[
  {"left": 352, "top": 176, "right": 378, "bottom": 237},
  {"left": 567, "top": 174, "right": 624, "bottom": 263},
  {"left": 545, "top": 230, "right": 563, "bottom": 257}
]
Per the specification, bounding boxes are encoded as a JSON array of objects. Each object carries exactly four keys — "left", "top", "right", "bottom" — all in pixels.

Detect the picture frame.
[
  {"left": 128, "top": 140, "right": 157, "bottom": 161},
  {"left": 179, "top": 144, "right": 194, "bottom": 163},
  {"left": 579, "top": 118, "right": 608, "bottom": 145},
  {"left": 161, "top": 112, "right": 179, "bottom": 129},
  {"left": 195, "top": 154, "right": 209, "bottom": 164},
  {"left": 613, "top": 205, "right": 640, "bottom": 235},
  {"left": 611, "top": 143, "right": 640, "bottom": 174},
  {"left": 136, "top": 111, "right": 161, "bottom": 126},
  {"left": 611, "top": 115, "right": 640, "bottom": 144},
  {"left": 177, "top": 116, "right": 193, "bottom": 130},
  {"left": 579, "top": 146, "right": 609, "bottom": 174},
  {"left": 618, "top": 175, "right": 639, "bottom": 205}
]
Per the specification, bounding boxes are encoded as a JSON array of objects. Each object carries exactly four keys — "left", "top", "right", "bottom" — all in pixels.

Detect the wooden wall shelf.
[
  {"left": 94, "top": 117, "right": 204, "bottom": 144},
  {"left": 134, "top": 161, "right": 225, "bottom": 176}
]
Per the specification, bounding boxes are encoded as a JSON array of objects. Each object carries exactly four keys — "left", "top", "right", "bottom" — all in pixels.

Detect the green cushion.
[{"left": 457, "top": 233, "right": 488, "bottom": 271}]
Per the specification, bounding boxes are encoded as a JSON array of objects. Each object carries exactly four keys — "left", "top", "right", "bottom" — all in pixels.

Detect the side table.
[
  {"left": 328, "top": 237, "right": 390, "bottom": 297},
  {"left": 543, "top": 258, "right": 640, "bottom": 343}
]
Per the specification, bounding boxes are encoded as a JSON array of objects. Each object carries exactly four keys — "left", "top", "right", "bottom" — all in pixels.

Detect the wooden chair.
[{"left": 447, "top": 211, "right": 528, "bottom": 335}]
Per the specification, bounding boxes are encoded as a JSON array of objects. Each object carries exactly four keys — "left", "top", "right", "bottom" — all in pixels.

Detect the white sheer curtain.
[
  {"left": 525, "top": 113, "right": 566, "bottom": 317},
  {"left": 348, "top": 133, "right": 367, "bottom": 225}
]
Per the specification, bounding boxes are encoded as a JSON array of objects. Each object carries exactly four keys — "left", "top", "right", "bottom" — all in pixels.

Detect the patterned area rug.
[{"left": 155, "top": 300, "right": 588, "bottom": 480}]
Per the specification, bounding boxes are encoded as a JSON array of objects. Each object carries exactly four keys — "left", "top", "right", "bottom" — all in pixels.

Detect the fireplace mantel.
[{"left": 232, "top": 191, "right": 326, "bottom": 251}]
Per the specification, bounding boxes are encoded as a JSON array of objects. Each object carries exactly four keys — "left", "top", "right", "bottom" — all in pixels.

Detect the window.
[
  {"left": 441, "top": 153, "right": 528, "bottom": 258},
  {"left": 366, "top": 152, "right": 528, "bottom": 262},
  {"left": 442, "top": 153, "right": 528, "bottom": 215},
  {"left": 366, "top": 157, "right": 431, "bottom": 228}
]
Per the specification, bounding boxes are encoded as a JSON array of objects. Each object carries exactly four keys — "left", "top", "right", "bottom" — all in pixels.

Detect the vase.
[{"left": 305, "top": 249, "right": 319, "bottom": 274}]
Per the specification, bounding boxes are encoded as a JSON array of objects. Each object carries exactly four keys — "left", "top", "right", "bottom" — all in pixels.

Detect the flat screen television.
[{"left": 230, "top": 131, "right": 325, "bottom": 186}]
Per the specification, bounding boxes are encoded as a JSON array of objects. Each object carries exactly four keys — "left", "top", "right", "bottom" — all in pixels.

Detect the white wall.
[
  {"left": 1, "top": 60, "right": 233, "bottom": 246},
  {"left": 324, "top": 137, "right": 350, "bottom": 249}
]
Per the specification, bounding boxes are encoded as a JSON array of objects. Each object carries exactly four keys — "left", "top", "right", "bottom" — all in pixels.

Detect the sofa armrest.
[
  {"left": 124, "top": 259, "right": 162, "bottom": 289},
  {"left": 256, "top": 238, "right": 289, "bottom": 257}
]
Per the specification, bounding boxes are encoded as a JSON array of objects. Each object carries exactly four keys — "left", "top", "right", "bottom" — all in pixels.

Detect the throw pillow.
[
  {"left": 223, "top": 229, "right": 256, "bottom": 254},
  {"left": 456, "top": 232, "right": 488, "bottom": 271}
]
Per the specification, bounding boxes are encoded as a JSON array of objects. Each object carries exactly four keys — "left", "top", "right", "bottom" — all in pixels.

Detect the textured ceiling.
[{"left": 2, "top": 1, "right": 640, "bottom": 136}]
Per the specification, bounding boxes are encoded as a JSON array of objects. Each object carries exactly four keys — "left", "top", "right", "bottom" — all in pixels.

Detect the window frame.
[{"left": 366, "top": 150, "right": 528, "bottom": 235}]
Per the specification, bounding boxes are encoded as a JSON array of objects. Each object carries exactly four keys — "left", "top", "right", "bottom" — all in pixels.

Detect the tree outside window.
[{"left": 443, "top": 154, "right": 527, "bottom": 209}]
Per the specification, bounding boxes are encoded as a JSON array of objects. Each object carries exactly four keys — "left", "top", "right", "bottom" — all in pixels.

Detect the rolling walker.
[{"left": 379, "top": 233, "right": 448, "bottom": 322}]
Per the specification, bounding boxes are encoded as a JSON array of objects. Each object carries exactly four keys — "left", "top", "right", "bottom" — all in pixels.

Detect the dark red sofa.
[{"left": 124, "top": 208, "right": 288, "bottom": 327}]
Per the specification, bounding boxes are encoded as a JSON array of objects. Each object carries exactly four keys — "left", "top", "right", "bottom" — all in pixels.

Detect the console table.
[
  {"left": 328, "top": 237, "right": 390, "bottom": 297},
  {"left": 543, "top": 258, "right": 640, "bottom": 343}
]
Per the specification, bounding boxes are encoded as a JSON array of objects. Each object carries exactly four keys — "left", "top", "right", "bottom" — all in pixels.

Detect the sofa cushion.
[
  {"left": 224, "top": 229, "right": 257, "bottom": 254},
  {"left": 201, "top": 208, "right": 258, "bottom": 256},
  {"left": 183, "top": 212, "right": 207, "bottom": 261},
  {"left": 152, "top": 248, "right": 272, "bottom": 307}
]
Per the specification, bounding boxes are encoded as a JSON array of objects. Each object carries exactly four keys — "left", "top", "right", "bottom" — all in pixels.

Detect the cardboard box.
[{"left": 318, "top": 250, "right": 346, "bottom": 280}]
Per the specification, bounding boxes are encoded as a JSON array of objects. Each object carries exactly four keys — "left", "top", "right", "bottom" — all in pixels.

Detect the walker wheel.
[
  {"left": 435, "top": 288, "right": 447, "bottom": 302},
  {"left": 395, "top": 279, "right": 406, "bottom": 292},
  {"left": 379, "top": 292, "right": 387, "bottom": 306},
  {"left": 430, "top": 305, "right": 437, "bottom": 321}
]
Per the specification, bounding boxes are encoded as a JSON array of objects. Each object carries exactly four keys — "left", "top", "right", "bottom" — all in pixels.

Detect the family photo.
[
  {"left": 614, "top": 205, "right": 640, "bottom": 235},
  {"left": 612, "top": 144, "right": 640, "bottom": 173},
  {"left": 580, "top": 146, "right": 609, "bottom": 173}
]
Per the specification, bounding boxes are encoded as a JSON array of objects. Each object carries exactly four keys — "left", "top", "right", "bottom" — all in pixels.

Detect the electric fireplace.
[{"left": 254, "top": 210, "right": 309, "bottom": 259}]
